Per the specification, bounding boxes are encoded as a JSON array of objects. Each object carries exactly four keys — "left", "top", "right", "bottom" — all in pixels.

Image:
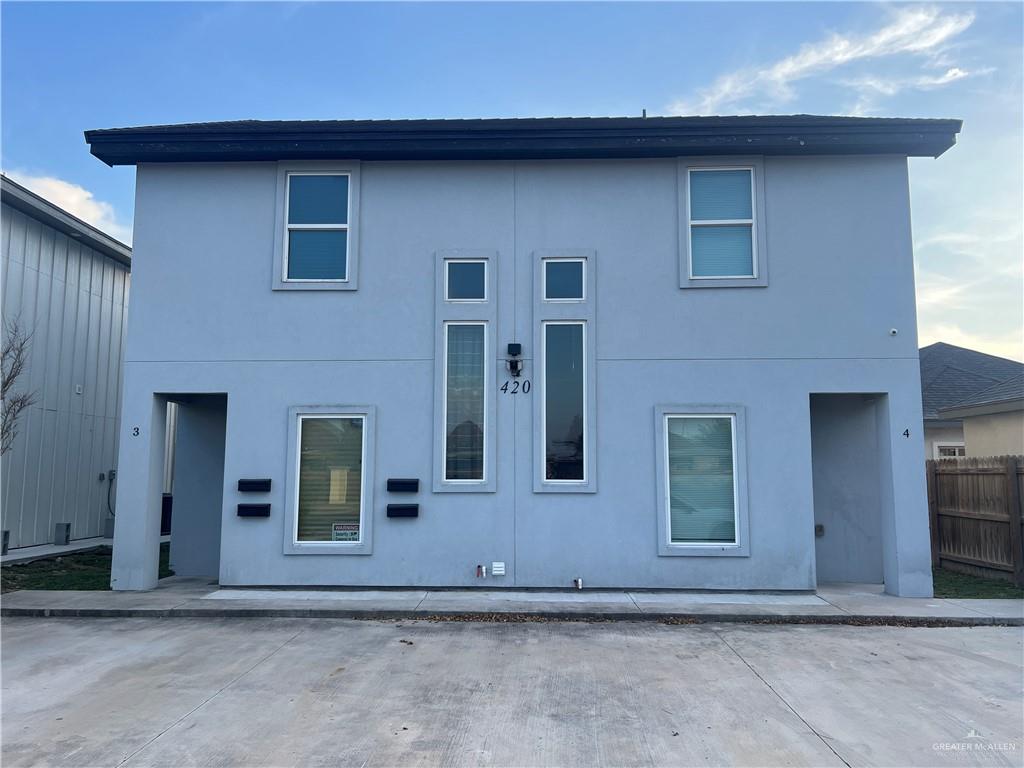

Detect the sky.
[{"left": 2, "top": 2, "right": 1022, "bottom": 361}]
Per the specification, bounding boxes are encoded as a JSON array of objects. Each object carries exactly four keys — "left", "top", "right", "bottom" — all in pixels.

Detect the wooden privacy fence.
[{"left": 926, "top": 456, "right": 1024, "bottom": 586}]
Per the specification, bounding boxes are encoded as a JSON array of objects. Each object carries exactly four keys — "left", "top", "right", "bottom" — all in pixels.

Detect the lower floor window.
[
  {"left": 665, "top": 414, "right": 737, "bottom": 544},
  {"left": 935, "top": 444, "right": 965, "bottom": 458},
  {"left": 544, "top": 321, "right": 586, "bottom": 481},
  {"left": 296, "top": 415, "right": 365, "bottom": 542},
  {"left": 445, "top": 322, "right": 486, "bottom": 481}
]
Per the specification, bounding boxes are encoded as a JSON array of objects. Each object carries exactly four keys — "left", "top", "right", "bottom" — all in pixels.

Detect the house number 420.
[{"left": 500, "top": 380, "right": 531, "bottom": 394}]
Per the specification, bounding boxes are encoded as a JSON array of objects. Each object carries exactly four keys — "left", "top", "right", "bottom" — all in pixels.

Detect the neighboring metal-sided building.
[
  {"left": 1, "top": 174, "right": 131, "bottom": 551},
  {"left": 85, "top": 115, "right": 961, "bottom": 596}
]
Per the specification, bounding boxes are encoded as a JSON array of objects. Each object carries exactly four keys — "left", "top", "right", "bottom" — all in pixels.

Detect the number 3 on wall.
[{"left": 131, "top": 426, "right": 140, "bottom": 437}]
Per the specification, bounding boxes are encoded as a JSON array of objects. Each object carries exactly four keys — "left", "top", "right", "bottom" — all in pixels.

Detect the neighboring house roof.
[
  {"left": 920, "top": 342, "right": 1024, "bottom": 420},
  {"left": 84, "top": 114, "right": 962, "bottom": 166},
  {"left": 0, "top": 174, "right": 131, "bottom": 267},
  {"left": 938, "top": 375, "right": 1024, "bottom": 419}
]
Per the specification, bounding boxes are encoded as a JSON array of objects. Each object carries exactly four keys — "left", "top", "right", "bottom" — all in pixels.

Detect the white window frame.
[
  {"left": 541, "top": 320, "right": 588, "bottom": 485},
  {"left": 444, "top": 259, "right": 488, "bottom": 303},
  {"left": 542, "top": 257, "right": 586, "bottom": 302},
  {"left": 272, "top": 162, "right": 361, "bottom": 292},
  {"left": 655, "top": 404, "right": 750, "bottom": 557},
  {"left": 687, "top": 166, "right": 757, "bottom": 280},
  {"left": 662, "top": 414, "right": 739, "bottom": 548},
  {"left": 283, "top": 405, "right": 375, "bottom": 555},
  {"left": 433, "top": 249, "right": 497, "bottom": 493},
  {"left": 442, "top": 320, "right": 489, "bottom": 483},
  {"left": 283, "top": 171, "right": 352, "bottom": 283},
  {"left": 677, "top": 157, "right": 767, "bottom": 289},
  {"left": 933, "top": 441, "right": 966, "bottom": 459}
]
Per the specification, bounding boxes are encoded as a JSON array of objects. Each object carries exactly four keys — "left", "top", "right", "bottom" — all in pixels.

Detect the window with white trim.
[
  {"left": 284, "top": 173, "right": 350, "bottom": 281},
  {"left": 445, "top": 259, "right": 487, "bottom": 302},
  {"left": 688, "top": 168, "right": 756, "bottom": 279},
  {"left": 294, "top": 414, "right": 366, "bottom": 543},
  {"left": 935, "top": 443, "right": 966, "bottom": 459},
  {"left": 444, "top": 321, "right": 487, "bottom": 481},
  {"left": 434, "top": 250, "right": 497, "bottom": 493},
  {"left": 543, "top": 321, "right": 586, "bottom": 481},
  {"left": 533, "top": 249, "right": 597, "bottom": 493},
  {"left": 543, "top": 258, "right": 585, "bottom": 301},
  {"left": 663, "top": 414, "right": 739, "bottom": 545}
]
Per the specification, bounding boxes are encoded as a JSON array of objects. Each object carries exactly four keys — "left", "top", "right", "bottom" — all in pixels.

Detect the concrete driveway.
[{"left": 2, "top": 618, "right": 1021, "bottom": 767}]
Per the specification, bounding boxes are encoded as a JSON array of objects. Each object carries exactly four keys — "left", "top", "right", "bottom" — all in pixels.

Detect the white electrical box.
[{"left": 491, "top": 561, "right": 506, "bottom": 576}]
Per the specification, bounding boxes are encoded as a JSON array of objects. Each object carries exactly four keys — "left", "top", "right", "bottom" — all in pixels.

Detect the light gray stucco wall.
[
  {"left": 1, "top": 202, "right": 130, "bottom": 548},
  {"left": 112, "top": 155, "right": 933, "bottom": 595},
  {"left": 167, "top": 395, "right": 226, "bottom": 577}
]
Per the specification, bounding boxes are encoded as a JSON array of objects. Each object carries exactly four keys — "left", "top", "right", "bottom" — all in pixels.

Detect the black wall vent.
[
  {"left": 387, "top": 504, "right": 419, "bottom": 518},
  {"left": 386, "top": 478, "right": 419, "bottom": 493},
  {"left": 237, "top": 503, "right": 271, "bottom": 518},
  {"left": 238, "top": 478, "right": 272, "bottom": 493}
]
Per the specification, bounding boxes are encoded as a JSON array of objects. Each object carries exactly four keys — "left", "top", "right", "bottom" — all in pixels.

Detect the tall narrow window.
[
  {"left": 285, "top": 173, "right": 350, "bottom": 281},
  {"left": 688, "top": 168, "right": 755, "bottom": 279},
  {"left": 444, "top": 323, "right": 486, "bottom": 481},
  {"left": 295, "top": 415, "right": 365, "bottom": 543},
  {"left": 544, "top": 322, "right": 585, "bottom": 481},
  {"left": 664, "top": 415, "right": 737, "bottom": 544}
]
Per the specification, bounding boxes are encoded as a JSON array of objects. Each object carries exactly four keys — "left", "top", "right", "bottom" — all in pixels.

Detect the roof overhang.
[
  {"left": 0, "top": 175, "right": 131, "bottom": 267},
  {"left": 84, "top": 115, "right": 963, "bottom": 166},
  {"left": 939, "top": 399, "right": 1024, "bottom": 420}
]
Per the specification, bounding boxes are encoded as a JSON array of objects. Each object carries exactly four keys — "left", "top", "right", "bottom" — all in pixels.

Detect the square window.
[
  {"left": 446, "top": 261, "right": 486, "bottom": 301},
  {"left": 689, "top": 170, "right": 752, "bottom": 221},
  {"left": 690, "top": 226, "right": 753, "bottom": 277},
  {"left": 688, "top": 168, "right": 756, "bottom": 280},
  {"left": 288, "top": 175, "right": 349, "bottom": 225},
  {"left": 287, "top": 230, "right": 348, "bottom": 280},
  {"left": 544, "top": 260, "right": 584, "bottom": 300}
]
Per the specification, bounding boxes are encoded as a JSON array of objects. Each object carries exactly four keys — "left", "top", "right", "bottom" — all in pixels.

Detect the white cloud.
[
  {"left": 667, "top": 6, "right": 975, "bottom": 115},
  {"left": 3, "top": 171, "right": 132, "bottom": 245}
]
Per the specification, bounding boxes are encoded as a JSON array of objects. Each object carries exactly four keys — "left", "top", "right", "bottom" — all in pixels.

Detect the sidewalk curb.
[{"left": 2, "top": 607, "right": 1019, "bottom": 626}]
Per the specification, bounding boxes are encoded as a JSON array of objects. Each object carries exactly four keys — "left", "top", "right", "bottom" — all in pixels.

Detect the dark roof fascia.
[
  {"left": 939, "top": 398, "right": 1024, "bottom": 419},
  {"left": 0, "top": 175, "right": 131, "bottom": 267},
  {"left": 924, "top": 418, "right": 963, "bottom": 429},
  {"left": 84, "top": 115, "right": 963, "bottom": 166}
]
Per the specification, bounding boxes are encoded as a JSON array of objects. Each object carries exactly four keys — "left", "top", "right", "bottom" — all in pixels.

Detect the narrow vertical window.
[
  {"left": 665, "top": 415, "right": 737, "bottom": 544},
  {"left": 444, "top": 322, "right": 486, "bottom": 481},
  {"left": 543, "top": 322, "right": 585, "bottom": 481},
  {"left": 285, "top": 174, "right": 350, "bottom": 281},
  {"left": 295, "top": 415, "right": 365, "bottom": 543},
  {"left": 688, "top": 169, "right": 755, "bottom": 278}
]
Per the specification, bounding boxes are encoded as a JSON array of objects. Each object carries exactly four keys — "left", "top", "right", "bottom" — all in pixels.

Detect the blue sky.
[{"left": 2, "top": 2, "right": 1021, "bottom": 360}]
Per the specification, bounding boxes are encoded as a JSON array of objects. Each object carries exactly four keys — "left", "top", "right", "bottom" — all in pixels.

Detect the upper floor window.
[
  {"left": 285, "top": 173, "right": 350, "bottom": 281},
  {"left": 445, "top": 259, "right": 487, "bottom": 301},
  {"left": 543, "top": 258, "right": 585, "bottom": 301},
  {"left": 273, "top": 163, "right": 361, "bottom": 291},
  {"left": 688, "top": 168, "right": 755, "bottom": 279},
  {"left": 679, "top": 159, "right": 766, "bottom": 289}
]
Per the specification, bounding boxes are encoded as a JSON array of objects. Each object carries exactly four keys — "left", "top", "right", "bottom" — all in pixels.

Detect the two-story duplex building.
[{"left": 85, "top": 115, "right": 961, "bottom": 596}]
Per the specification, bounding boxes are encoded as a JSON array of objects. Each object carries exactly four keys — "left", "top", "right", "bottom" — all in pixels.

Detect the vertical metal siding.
[{"left": 0, "top": 202, "right": 130, "bottom": 548}]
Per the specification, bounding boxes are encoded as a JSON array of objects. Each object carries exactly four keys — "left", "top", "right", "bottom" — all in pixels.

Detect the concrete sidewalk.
[{"left": 2, "top": 579, "right": 1021, "bottom": 624}]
